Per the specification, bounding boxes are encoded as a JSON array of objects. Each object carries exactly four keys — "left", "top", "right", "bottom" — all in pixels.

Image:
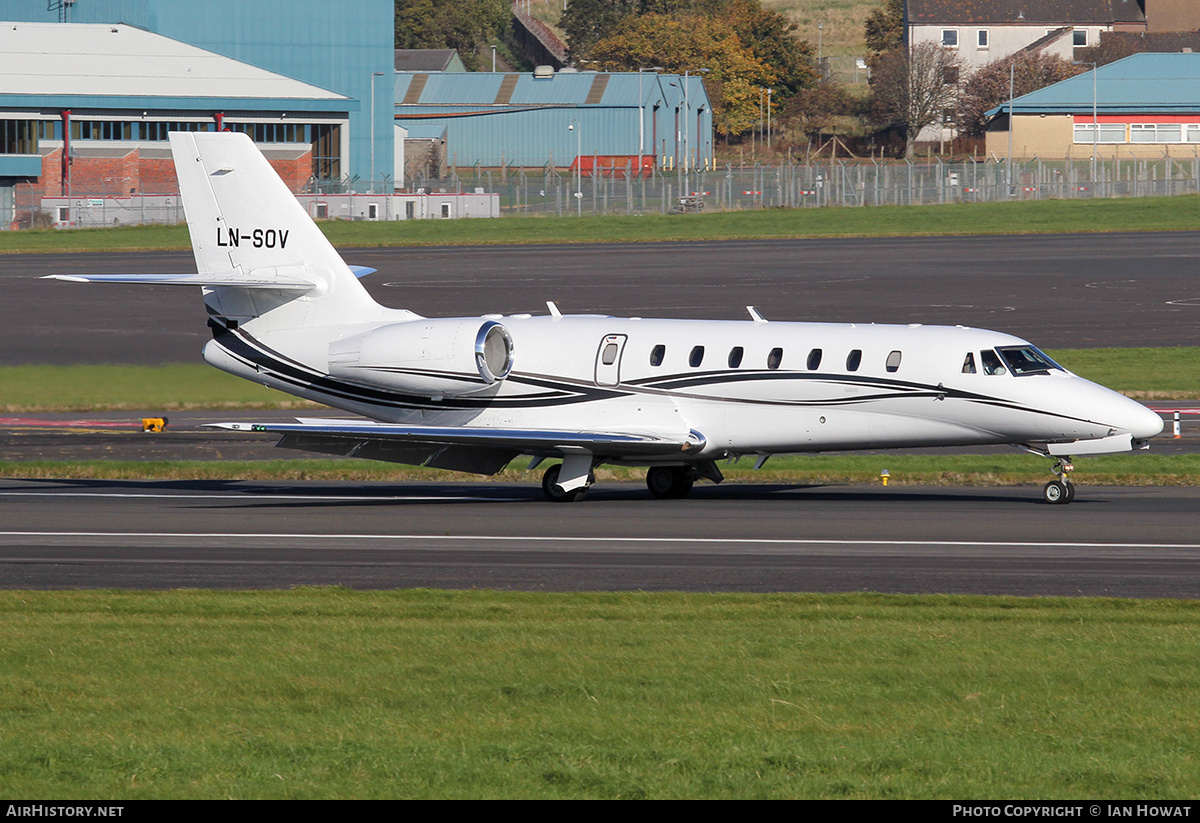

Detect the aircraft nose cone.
[{"left": 1130, "top": 401, "right": 1165, "bottom": 440}]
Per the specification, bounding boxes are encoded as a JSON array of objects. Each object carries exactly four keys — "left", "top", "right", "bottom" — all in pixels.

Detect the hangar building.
[
  {"left": 394, "top": 69, "right": 714, "bottom": 175},
  {"left": 0, "top": 0, "right": 394, "bottom": 224}
]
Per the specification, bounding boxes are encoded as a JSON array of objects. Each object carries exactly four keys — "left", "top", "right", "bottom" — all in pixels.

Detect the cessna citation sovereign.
[{"left": 49, "top": 132, "right": 1163, "bottom": 504}]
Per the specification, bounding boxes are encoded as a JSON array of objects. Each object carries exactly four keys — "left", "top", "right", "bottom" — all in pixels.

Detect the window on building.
[
  {"left": 942, "top": 29, "right": 958, "bottom": 48},
  {"left": 143, "top": 122, "right": 210, "bottom": 141},
  {"left": 71, "top": 120, "right": 134, "bottom": 140},
  {"left": 0, "top": 120, "right": 37, "bottom": 154},
  {"left": 1073, "top": 123, "right": 1127, "bottom": 144},
  {"left": 311, "top": 123, "right": 341, "bottom": 180},
  {"left": 977, "top": 29, "right": 989, "bottom": 48},
  {"left": 1073, "top": 29, "right": 1088, "bottom": 47}
]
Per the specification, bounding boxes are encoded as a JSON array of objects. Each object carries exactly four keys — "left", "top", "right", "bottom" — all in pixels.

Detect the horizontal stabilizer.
[
  {"left": 42, "top": 273, "right": 316, "bottom": 290},
  {"left": 349, "top": 267, "right": 377, "bottom": 279}
]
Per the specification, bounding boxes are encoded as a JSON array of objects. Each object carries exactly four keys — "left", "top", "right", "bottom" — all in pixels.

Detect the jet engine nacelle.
[{"left": 328, "top": 318, "right": 514, "bottom": 397}]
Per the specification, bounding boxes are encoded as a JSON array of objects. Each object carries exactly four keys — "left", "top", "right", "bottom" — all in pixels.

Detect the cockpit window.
[
  {"left": 962, "top": 352, "right": 976, "bottom": 374},
  {"left": 980, "top": 350, "right": 1006, "bottom": 375},
  {"left": 996, "top": 345, "right": 1064, "bottom": 376}
]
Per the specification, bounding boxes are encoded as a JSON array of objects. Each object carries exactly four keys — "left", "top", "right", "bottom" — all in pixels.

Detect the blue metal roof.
[
  {"left": 987, "top": 53, "right": 1200, "bottom": 117},
  {"left": 395, "top": 71, "right": 709, "bottom": 111}
]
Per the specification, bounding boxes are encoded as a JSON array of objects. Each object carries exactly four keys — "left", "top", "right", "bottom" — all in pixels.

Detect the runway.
[
  {"left": 2, "top": 478, "right": 1199, "bottom": 598},
  {"left": 3, "top": 234, "right": 1198, "bottom": 596},
  {"left": 6, "top": 231, "right": 1200, "bottom": 364}
]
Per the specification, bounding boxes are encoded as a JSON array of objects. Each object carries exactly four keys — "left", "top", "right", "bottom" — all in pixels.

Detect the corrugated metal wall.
[{"left": 395, "top": 71, "right": 714, "bottom": 170}]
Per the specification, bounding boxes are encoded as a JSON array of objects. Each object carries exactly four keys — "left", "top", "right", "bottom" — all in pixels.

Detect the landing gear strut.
[
  {"left": 542, "top": 463, "right": 592, "bottom": 503},
  {"left": 646, "top": 465, "right": 695, "bottom": 499},
  {"left": 1042, "top": 456, "right": 1076, "bottom": 505}
]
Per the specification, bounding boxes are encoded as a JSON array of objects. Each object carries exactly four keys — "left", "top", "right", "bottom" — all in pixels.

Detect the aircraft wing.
[{"left": 208, "top": 420, "right": 705, "bottom": 475}]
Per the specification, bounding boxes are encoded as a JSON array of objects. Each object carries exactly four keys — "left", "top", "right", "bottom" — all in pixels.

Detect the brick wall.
[{"left": 31, "top": 145, "right": 314, "bottom": 196}]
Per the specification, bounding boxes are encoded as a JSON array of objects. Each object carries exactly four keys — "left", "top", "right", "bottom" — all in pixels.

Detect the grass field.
[
  {"left": 3, "top": 452, "right": 1198, "bottom": 486},
  {"left": 5, "top": 195, "right": 1200, "bottom": 254},
  {"left": 3, "top": 588, "right": 1199, "bottom": 799}
]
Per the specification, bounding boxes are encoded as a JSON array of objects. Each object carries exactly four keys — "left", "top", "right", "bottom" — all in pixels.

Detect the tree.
[
  {"left": 589, "top": 13, "right": 776, "bottom": 136},
  {"left": 869, "top": 41, "right": 965, "bottom": 159},
  {"left": 956, "top": 52, "right": 1085, "bottom": 137},
  {"left": 864, "top": 0, "right": 904, "bottom": 59},
  {"left": 394, "top": 0, "right": 511, "bottom": 71},
  {"left": 560, "top": 0, "right": 643, "bottom": 61},
  {"left": 781, "top": 80, "right": 855, "bottom": 142}
]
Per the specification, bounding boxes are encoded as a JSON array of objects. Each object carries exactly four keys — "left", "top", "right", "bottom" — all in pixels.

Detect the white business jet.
[{"left": 48, "top": 132, "right": 1164, "bottom": 503}]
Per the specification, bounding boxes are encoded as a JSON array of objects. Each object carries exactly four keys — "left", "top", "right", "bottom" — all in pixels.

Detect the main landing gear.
[
  {"left": 541, "top": 463, "right": 592, "bottom": 503},
  {"left": 540, "top": 462, "right": 713, "bottom": 502},
  {"left": 645, "top": 465, "right": 695, "bottom": 499},
  {"left": 1042, "top": 456, "right": 1076, "bottom": 505}
]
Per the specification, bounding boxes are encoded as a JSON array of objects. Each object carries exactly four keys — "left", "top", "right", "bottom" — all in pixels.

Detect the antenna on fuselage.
[{"left": 747, "top": 306, "right": 768, "bottom": 323}]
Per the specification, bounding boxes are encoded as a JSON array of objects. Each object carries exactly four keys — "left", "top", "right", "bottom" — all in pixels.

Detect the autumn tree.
[
  {"left": 869, "top": 41, "right": 965, "bottom": 158},
  {"left": 394, "top": 0, "right": 511, "bottom": 71},
  {"left": 956, "top": 52, "right": 1084, "bottom": 137},
  {"left": 589, "top": 13, "right": 776, "bottom": 137},
  {"left": 864, "top": 0, "right": 904, "bottom": 59}
]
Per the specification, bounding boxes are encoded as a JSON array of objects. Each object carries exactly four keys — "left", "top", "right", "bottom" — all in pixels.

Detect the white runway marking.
[
  {"left": 2, "top": 532, "right": 1199, "bottom": 551},
  {"left": 0, "top": 491, "right": 520, "bottom": 502}
]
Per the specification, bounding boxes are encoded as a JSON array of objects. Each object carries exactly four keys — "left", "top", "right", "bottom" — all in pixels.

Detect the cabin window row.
[{"left": 649, "top": 345, "right": 903, "bottom": 373}]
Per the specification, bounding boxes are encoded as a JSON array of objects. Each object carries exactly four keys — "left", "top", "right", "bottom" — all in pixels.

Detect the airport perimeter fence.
[
  {"left": 11, "top": 155, "right": 1200, "bottom": 228},
  {"left": 431, "top": 156, "right": 1200, "bottom": 217}
]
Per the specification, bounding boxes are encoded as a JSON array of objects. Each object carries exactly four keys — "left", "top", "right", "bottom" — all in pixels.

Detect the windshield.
[{"left": 996, "top": 345, "right": 1064, "bottom": 376}]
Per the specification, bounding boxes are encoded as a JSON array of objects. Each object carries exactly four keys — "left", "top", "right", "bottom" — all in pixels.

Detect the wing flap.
[{"left": 209, "top": 421, "right": 703, "bottom": 475}]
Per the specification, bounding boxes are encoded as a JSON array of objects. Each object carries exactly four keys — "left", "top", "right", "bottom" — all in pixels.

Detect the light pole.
[
  {"left": 568, "top": 120, "right": 581, "bottom": 216},
  {"left": 682, "top": 68, "right": 709, "bottom": 198},
  {"left": 1071, "top": 60, "right": 1100, "bottom": 187},
  {"left": 638, "top": 67, "right": 662, "bottom": 164},
  {"left": 370, "top": 70, "right": 384, "bottom": 194}
]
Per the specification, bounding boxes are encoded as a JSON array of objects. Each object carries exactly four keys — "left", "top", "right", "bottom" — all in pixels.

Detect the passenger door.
[{"left": 594, "top": 334, "right": 628, "bottom": 386}]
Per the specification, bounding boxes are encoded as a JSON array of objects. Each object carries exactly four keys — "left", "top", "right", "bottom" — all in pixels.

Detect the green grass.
[
  {"left": 0, "top": 364, "right": 316, "bottom": 411},
  {"left": 3, "top": 453, "right": 1197, "bottom": 485},
  {"left": 6, "top": 195, "right": 1200, "bottom": 254},
  {"left": 3, "top": 588, "right": 1200, "bottom": 798}
]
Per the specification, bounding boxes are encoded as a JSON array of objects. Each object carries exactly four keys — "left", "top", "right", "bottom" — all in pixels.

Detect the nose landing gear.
[{"left": 1042, "top": 457, "right": 1076, "bottom": 505}]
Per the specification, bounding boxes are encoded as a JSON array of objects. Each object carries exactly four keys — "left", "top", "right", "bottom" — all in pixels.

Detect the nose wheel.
[{"left": 1042, "top": 457, "right": 1076, "bottom": 505}]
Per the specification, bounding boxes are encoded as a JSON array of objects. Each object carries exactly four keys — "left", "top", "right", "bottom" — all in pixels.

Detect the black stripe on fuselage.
[{"left": 210, "top": 326, "right": 1107, "bottom": 429}]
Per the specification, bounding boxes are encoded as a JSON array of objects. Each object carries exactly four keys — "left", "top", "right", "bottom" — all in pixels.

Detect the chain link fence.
[
  {"left": 10, "top": 156, "right": 1200, "bottom": 227},
  {"left": 437, "top": 156, "right": 1200, "bottom": 217}
]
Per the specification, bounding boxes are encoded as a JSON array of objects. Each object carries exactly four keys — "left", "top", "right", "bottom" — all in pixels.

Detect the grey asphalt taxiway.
[
  {"left": 3, "top": 233, "right": 1198, "bottom": 595},
  {"left": 3, "top": 479, "right": 1200, "bottom": 597},
  {"left": 7, "top": 230, "right": 1200, "bottom": 364}
]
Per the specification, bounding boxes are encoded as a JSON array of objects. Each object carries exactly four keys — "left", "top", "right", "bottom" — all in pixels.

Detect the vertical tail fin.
[{"left": 171, "top": 131, "right": 378, "bottom": 328}]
